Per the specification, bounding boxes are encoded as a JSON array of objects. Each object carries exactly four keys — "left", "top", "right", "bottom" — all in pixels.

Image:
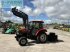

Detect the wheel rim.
[
  {"left": 40, "top": 34, "right": 46, "bottom": 42},
  {"left": 21, "top": 39, "right": 26, "bottom": 45}
]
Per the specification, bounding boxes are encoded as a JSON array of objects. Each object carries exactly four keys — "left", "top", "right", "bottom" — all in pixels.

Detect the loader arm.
[{"left": 11, "top": 7, "right": 28, "bottom": 29}]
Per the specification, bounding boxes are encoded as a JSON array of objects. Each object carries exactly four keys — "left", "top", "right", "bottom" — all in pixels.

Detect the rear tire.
[
  {"left": 18, "top": 37, "right": 27, "bottom": 46},
  {"left": 37, "top": 32, "right": 47, "bottom": 43}
]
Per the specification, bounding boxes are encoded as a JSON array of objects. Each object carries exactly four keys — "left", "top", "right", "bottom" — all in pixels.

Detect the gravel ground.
[{"left": 0, "top": 28, "right": 70, "bottom": 52}]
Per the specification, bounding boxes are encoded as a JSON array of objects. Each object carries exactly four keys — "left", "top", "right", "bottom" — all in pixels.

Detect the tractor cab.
[
  {"left": 29, "top": 21, "right": 44, "bottom": 30},
  {"left": 28, "top": 21, "right": 44, "bottom": 36}
]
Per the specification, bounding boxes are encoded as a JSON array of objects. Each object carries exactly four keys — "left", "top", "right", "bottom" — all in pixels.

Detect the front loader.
[{"left": 11, "top": 7, "right": 58, "bottom": 46}]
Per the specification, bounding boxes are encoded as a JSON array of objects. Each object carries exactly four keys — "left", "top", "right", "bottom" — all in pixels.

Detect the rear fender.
[{"left": 36, "top": 29, "right": 47, "bottom": 36}]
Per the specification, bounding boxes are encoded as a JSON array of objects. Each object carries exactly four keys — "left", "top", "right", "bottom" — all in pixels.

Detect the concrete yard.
[{"left": 0, "top": 28, "right": 70, "bottom": 52}]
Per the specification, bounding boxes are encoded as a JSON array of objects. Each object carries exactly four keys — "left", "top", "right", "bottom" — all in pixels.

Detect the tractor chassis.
[{"left": 15, "top": 32, "right": 58, "bottom": 46}]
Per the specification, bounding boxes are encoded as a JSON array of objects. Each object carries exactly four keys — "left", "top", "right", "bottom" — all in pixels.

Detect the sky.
[{"left": 0, "top": 0, "right": 70, "bottom": 24}]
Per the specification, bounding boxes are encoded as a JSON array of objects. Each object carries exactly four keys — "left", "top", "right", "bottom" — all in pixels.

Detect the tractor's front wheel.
[
  {"left": 37, "top": 33, "right": 47, "bottom": 43},
  {"left": 18, "top": 37, "right": 27, "bottom": 46}
]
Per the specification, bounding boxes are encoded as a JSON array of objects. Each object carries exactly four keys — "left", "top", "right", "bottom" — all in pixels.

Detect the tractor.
[
  {"left": 11, "top": 7, "right": 58, "bottom": 46},
  {"left": 2, "top": 22, "right": 16, "bottom": 34}
]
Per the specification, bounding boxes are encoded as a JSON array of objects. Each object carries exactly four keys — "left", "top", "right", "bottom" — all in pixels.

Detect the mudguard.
[{"left": 36, "top": 28, "right": 47, "bottom": 36}]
